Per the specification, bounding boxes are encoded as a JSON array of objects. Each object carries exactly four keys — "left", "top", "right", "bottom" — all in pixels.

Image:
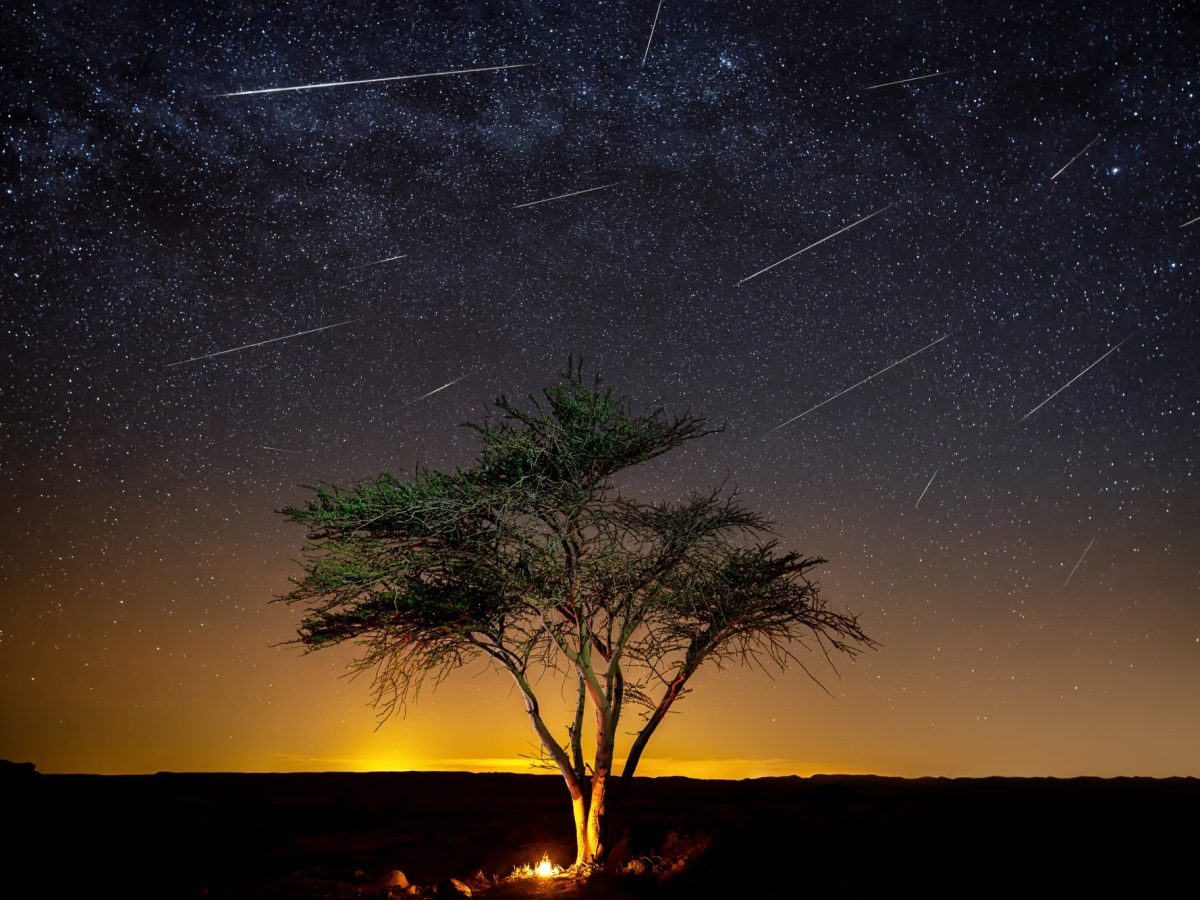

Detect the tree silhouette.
[{"left": 278, "top": 363, "right": 876, "bottom": 867}]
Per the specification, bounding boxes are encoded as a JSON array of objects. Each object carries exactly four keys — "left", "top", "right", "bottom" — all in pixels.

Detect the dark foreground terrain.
[{"left": 5, "top": 766, "right": 1196, "bottom": 898}]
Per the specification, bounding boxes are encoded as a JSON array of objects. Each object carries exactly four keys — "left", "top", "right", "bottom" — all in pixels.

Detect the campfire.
[{"left": 510, "top": 852, "right": 564, "bottom": 880}]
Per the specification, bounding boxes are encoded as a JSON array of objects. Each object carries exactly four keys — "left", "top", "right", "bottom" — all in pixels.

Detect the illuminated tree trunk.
[
  {"left": 582, "top": 696, "right": 616, "bottom": 864},
  {"left": 559, "top": 678, "right": 618, "bottom": 866},
  {"left": 570, "top": 790, "right": 590, "bottom": 867},
  {"left": 567, "top": 763, "right": 611, "bottom": 866},
  {"left": 509, "top": 670, "right": 595, "bottom": 867},
  {"left": 585, "top": 762, "right": 610, "bottom": 862}
]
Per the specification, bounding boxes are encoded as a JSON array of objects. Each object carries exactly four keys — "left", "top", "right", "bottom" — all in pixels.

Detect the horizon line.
[{"left": 11, "top": 764, "right": 1192, "bottom": 781}]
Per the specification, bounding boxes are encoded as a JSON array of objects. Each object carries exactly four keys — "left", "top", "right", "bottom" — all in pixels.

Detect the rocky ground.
[{"left": 5, "top": 765, "right": 1196, "bottom": 898}]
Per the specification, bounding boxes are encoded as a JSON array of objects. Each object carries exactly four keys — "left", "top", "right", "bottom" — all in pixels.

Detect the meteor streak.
[
  {"left": 1020, "top": 330, "right": 1139, "bottom": 422},
  {"left": 738, "top": 203, "right": 895, "bottom": 285},
  {"left": 1061, "top": 536, "right": 1097, "bottom": 590},
  {"left": 642, "top": 1, "right": 665, "bottom": 67},
  {"left": 351, "top": 253, "right": 407, "bottom": 270},
  {"left": 766, "top": 333, "right": 951, "bottom": 435},
  {"left": 262, "top": 446, "right": 310, "bottom": 454},
  {"left": 405, "top": 366, "right": 483, "bottom": 406},
  {"left": 1182, "top": 214, "right": 1200, "bottom": 228},
  {"left": 864, "top": 69, "right": 953, "bottom": 90},
  {"left": 512, "top": 181, "right": 624, "bottom": 209},
  {"left": 165, "top": 319, "right": 360, "bottom": 367},
  {"left": 214, "top": 63, "right": 534, "bottom": 98},
  {"left": 1048, "top": 134, "right": 1101, "bottom": 181},
  {"left": 915, "top": 468, "right": 940, "bottom": 508}
]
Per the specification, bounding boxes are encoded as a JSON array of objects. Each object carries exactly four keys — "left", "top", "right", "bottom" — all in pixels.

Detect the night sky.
[{"left": 3, "top": 1, "right": 1197, "bottom": 778}]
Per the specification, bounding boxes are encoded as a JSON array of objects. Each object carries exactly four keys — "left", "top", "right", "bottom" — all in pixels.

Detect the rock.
[{"left": 379, "top": 869, "right": 411, "bottom": 888}]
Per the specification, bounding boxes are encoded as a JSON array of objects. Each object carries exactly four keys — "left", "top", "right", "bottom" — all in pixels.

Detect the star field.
[{"left": 1, "top": 1, "right": 1197, "bottom": 777}]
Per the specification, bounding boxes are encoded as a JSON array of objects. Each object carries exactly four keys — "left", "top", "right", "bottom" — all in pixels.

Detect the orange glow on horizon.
[{"left": 323, "top": 754, "right": 881, "bottom": 781}]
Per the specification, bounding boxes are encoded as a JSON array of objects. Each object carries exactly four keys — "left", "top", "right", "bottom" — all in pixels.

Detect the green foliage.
[
  {"left": 468, "top": 363, "right": 711, "bottom": 501},
  {"left": 276, "top": 362, "right": 875, "bottom": 730}
]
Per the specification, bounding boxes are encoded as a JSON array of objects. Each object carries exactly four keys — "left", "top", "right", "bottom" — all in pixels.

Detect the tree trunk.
[
  {"left": 507, "top": 670, "right": 595, "bottom": 867},
  {"left": 570, "top": 789, "right": 590, "bottom": 867},
  {"left": 569, "top": 674, "right": 587, "bottom": 785},
  {"left": 584, "top": 708, "right": 616, "bottom": 864},
  {"left": 584, "top": 768, "right": 608, "bottom": 863}
]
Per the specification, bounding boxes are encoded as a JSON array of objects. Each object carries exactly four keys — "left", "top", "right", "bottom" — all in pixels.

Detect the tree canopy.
[{"left": 279, "top": 363, "right": 876, "bottom": 866}]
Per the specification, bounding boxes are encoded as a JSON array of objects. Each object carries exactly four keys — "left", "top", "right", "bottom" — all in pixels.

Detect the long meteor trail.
[
  {"left": 512, "top": 181, "right": 624, "bottom": 209},
  {"left": 915, "top": 468, "right": 940, "bottom": 508},
  {"left": 405, "top": 366, "right": 483, "bottom": 406},
  {"left": 1061, "top": 536, "right": 1097, "bottom": 590},
  {"left": 765, "top": 333, "right": 952, "bottom": 435},
  {"left": 165, "top": 319, "right": 360, "bottom": 367},
  {"left": 738, "top": 203, "right": 895, "bottom": 285},
  {"left": 1049, "top": 134, "right": 1101, "bottom": 181},
  {"left": 864, "top": 70, "right": 953, "bottom": 90},
  {"left": 350, "top": 253, "right": 407, "bottom": 270},
  {"left": 214, "top": 63, "right": 533, "bottom": 98},
  {"left": 1020, "top": 330, "right": 1139, "bottom": 422},
  {"left": 642, "top": 1, "right": 665, "bottom": 66}
]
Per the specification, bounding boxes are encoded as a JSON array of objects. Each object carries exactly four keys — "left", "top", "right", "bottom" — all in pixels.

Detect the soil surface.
[{"left": 6, "top": 769, "right": 1196, "bottom": 898}]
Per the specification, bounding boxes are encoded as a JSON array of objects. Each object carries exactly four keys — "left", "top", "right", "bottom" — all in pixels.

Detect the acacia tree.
[{"left": 278, "top": 365, "right": 875, "bottom": 867}]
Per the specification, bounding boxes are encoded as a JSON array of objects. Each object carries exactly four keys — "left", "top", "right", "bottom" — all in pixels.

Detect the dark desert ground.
[{"left": 6, "top": 765, "right": 1196, "bottom": 898}]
